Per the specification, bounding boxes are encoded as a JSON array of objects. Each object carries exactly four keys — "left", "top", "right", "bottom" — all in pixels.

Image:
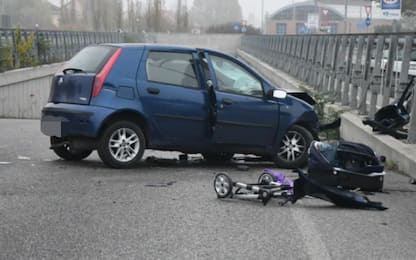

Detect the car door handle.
[
  {"left": 147, "top": 87, "right": 160, "bottom": 95},
  {"left": 222, "top": 98, "right": 233, "bottom": 105}
]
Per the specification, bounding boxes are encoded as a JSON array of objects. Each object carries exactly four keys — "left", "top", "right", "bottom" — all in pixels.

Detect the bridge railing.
[
  {"left": 0, "top": 28, "right": 124, "bottom": 72},
  {"left": 241, "top": 33, "right": 416, "bottom": 143}
]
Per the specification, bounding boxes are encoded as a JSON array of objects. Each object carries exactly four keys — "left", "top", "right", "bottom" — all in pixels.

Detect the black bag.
[
  {"left": 293, "top": 169, "right": 387, "bottom": 210},
  {"left": 308, "top": 141, "right": 385, "bottom": 191}
]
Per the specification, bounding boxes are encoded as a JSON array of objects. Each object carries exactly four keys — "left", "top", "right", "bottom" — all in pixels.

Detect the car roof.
[{"left": 99, "top": 43, "right": 230, "bottom": 56}]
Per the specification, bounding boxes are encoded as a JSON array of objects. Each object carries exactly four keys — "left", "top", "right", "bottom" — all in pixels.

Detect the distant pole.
[
  {"left": 60, "top": 0, "right": 64, "bottom": 25},
  {"left": 344, "top": 0, "right": 349, "bottom": 33},
  {"left": 0, "top": 0, "right": 4, "bottom": 15},
  {"left": 261, "top": 0, "right": 264, "bottom": 33}
]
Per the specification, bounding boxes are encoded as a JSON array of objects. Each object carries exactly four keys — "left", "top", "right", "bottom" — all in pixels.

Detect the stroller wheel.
[
  {"left": 214, "top": 173, "right": 233, "bottom": 198},
  {"left": 258, "top": 173, "right": 276, "bottom": 184}
]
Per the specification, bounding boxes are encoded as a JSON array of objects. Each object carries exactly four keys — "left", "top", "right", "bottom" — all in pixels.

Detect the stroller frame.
[
  {"left": 213, "top": 169, "right": 387, "bottom": 210},
  {"left": 214, "top": 170, "right": 293, "bottom": 206}
]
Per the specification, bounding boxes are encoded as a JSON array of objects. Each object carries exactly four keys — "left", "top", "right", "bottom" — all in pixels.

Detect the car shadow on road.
[
  {"left": 43, "top": 154, "right": 279, "bottom": 171},
  {"left": 41, "top": 156, "right": 277, "bottom": 172}
]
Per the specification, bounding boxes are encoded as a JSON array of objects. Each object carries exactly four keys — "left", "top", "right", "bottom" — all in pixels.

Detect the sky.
[
  {"left": 164, "top": 0, "right": 297, "bottom": 26},
  {"left": 48, "top": 0, "right": 298, "bottom": 27}
]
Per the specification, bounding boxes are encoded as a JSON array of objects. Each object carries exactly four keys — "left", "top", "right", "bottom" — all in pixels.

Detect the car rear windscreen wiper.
[{"left": 63, "top": 68, "right": 87, "bottom": 74}]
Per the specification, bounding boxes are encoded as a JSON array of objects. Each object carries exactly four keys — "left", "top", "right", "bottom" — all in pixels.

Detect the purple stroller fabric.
[{"left": 263, "top": 169, "right": 294, "bottom": 194}]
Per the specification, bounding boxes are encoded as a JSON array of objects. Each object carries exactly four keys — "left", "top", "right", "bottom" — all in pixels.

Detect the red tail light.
[{"left": 92, "top": 48, "right": 122, "bottom": 97}]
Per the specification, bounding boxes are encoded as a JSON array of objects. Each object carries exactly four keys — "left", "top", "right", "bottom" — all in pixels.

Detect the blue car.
[{"left": 41, "top": 44, "right": 319, "bottom": 168}]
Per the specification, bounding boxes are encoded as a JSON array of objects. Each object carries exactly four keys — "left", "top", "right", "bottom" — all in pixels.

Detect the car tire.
[
  {"left": 50, "top": 137, "right": 93, "bottom": 161},
  {"left": 203, "top": 152, "right": 234, "bottom": 162},
  {"left": 274, "top": 125, "right": 313, "bottom": 169},
  {"left": 97, "top": 121, "right": 145, "bottom": 168}
]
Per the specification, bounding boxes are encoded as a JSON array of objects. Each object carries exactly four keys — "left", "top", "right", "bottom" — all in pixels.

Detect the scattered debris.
[
  {"left": 145, "top": 181, "right": 177, "bottom": 187},
  {"left": 178, "top": 154, "right": 188, "bottom": 161},
  {"left": 0, "top": 161, "right": 12, "bottom": 165},
  {"left": 362, "top": 77, "right": 414, "bottom": 139},
  {"left": 236, "top": 164, "right": 249, "bottom": 171},
  {"left": 17, "top": 156, "right": 31, "bottom": 160}
]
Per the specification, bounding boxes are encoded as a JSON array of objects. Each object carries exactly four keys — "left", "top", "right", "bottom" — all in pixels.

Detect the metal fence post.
[
  {"left": 335, "top": 36, "right": 347, "bottom": 102},
  {"left": 369, "top": 35, "right": 385, "bottom": 118},
  {"left": 351, "top": 36, "right": 365, "bottom": 110},
  {"left": 397, "top": 36, "right": 413, "bottom": 100},
  {"left": 328, "top": 36, "right": 340, "bottom": 95},
  {"left": 408, "top": 89, "right": 416, "bottom": 143},
  {"left": 358, "top": 35, "right": 375, "bottom": 115},
  {"left": 342, "top": 36, "right": 354, "bottom": 106},
  {"left": 382, "top": 35, "right": 398, "bottom": 106},
  {"left": 300, "top": 36, "right": 310, "bottom": 82}
]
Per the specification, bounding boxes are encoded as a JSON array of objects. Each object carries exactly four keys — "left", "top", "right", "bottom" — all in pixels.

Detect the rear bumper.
[{"left": 41, "top": 103, "right": 114, "bottom": 138}]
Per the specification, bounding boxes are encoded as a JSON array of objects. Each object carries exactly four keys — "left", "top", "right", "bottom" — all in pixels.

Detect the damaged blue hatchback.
[{"left": 41, "top": 44, "right": 319, "bottom": 168}]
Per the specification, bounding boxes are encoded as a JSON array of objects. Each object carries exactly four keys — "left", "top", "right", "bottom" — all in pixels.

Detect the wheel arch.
[
  {"left": 97, "top": 109, "right": 149, "bottom": 147},
  {"left": 293, "top": 120, "right": 319, "bottom": 140}
]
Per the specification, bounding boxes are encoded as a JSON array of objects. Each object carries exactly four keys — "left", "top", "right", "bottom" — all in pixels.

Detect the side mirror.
[{"left": 268, "top": 89, "right": 287, "bottom": 99}]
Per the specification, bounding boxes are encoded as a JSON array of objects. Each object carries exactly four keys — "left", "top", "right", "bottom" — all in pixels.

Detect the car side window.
[
  {"left": 146, "top": 51, "right": 199, "bottom": 88},
  {"left": 210, "top": 55, "right": 263, "bottom": 97}
]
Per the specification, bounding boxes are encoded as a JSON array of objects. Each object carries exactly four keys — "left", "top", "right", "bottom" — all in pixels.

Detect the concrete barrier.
[
  {"left": 0, "top": 63, "right": 63, "bottom": 119},
  {"left": 238, "top": 49, "right": 416, "bottom": 179}
]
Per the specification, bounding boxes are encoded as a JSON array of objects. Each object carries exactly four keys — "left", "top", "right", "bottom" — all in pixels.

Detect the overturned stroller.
[
  {"left": 213, "top": 168, "right": 387, "bottom": 210},
  {"left": 308, "top": 141, "right": 385, "bottom": 192}
]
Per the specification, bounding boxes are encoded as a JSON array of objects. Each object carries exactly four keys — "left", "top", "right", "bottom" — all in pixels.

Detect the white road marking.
[{"left": 291, "top": 203, "right": 332, "bottom": 260}]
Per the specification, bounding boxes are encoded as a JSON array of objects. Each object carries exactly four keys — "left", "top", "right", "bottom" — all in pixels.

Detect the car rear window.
[{"left": 64, "top": 46, "right": 118, "bottom": 73}]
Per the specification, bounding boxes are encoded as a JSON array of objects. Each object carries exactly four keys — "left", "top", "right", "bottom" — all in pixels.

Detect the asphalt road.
[{"left": 1, "top": 119, "right": 416, "bottom": 259}]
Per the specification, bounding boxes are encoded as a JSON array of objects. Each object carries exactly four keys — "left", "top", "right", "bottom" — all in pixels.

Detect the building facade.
[{"left": 266, "top": 1, "right": 393, "bottom": 34}]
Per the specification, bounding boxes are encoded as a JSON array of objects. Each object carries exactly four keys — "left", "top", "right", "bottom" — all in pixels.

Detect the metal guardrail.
[
  {"left": 241, "top": 33, "right": 416, "bottom": 143},
  {"left": 0, "top": 28, "right": 123, "bottom": 72}
]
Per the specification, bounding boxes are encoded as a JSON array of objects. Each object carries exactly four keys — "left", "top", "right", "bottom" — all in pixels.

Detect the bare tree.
[
  {"left": 176, "top": 0, "right": 182, "bottom": 32},
  {"left": 190, "top": 0, "right": 242, "bottom": 29},
  {"left": 153, "top": 0, "right": 162, "bottom": 32},
  {"left": 126, "top": 0, "right": 143, "bottom": 32},
  {"left": 115, "top": 0, "right": 123, "bottom": 32},
  {"left": 90, "top": 0, "right": 102, "bottom": 31},
  {"left": 3, "top": 0, "right": 54, "bottom": 29},
  {"left": 183, "top": 0, "right": 189, "bottom": 31},
  {"left": 145, "top": 0, "right": 152, "bottom": 31}
]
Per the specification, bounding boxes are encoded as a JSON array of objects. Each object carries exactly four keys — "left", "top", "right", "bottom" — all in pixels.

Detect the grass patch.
[
  {"left": 384, "top": 160, "right": 399, "bottom": 171},
  {"left": 298, "top": 84, "right": 346, "bottom": 141}
]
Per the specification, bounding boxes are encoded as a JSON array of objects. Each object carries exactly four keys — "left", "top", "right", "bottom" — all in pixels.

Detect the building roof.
[
  {"left": 270, "top": 1, "right": 389, "bottom": 21},
  {"left": 270, "top": 2, "right": 344, "bottom": 21}
]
